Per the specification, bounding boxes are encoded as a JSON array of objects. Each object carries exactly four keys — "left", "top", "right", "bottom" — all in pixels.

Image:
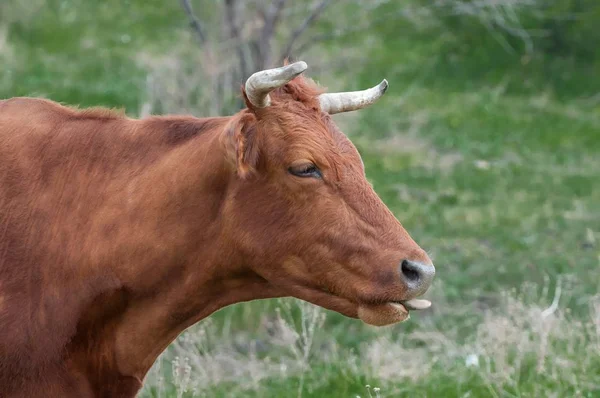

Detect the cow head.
[{"left": 222, "top": 62, "right": 434, "bottom": 326}]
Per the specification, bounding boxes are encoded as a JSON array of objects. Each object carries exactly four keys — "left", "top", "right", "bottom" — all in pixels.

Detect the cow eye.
[{"left": 288, "top": 163, "right": 322, "bottom": 178}]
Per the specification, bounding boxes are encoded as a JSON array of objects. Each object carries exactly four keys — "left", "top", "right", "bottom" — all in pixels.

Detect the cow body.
[
  {"left": 0, "top": 64, "right": 435, "bottom": 397},
  {"left": 0, "top": 98, "right": 240, "bottom": 396}
]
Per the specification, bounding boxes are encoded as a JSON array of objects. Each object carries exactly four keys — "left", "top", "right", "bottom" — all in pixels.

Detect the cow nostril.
[
  {"left": 400, "top": 259, "right": 421, "bottom": 283},
  {"left": 399, "top": 259, "right": 436, "bottom": 296}
]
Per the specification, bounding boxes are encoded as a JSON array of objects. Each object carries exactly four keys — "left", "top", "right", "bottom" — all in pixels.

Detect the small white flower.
[
  {"left": 474, "top": 160, "right": 490, "bottom": 170},
  {"left": 465, "top": 353, "right": 479, "bottom": 367}
]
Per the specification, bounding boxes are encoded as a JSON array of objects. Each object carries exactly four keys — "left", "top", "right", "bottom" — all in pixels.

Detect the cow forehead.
[
  {"left": 290, "top": 114, "right": 360, "bottom": 159},
  {"left": 259, "top": 105, "right": 364, "bottom": 172},
  {"left": 319, "top": 115, "right": 364, "bottom": 166}
]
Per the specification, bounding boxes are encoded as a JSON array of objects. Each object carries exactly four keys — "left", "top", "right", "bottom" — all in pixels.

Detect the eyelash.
[{"left": 288, "top": 164, "right": 322, "bottom": 178}]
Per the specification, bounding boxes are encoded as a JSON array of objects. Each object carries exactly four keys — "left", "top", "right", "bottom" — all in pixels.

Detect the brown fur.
[{"left": 0, "top": 75, "right": 431, "bottom": 397}]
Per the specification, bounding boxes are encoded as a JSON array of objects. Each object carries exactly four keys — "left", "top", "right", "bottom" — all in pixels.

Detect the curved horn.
[
  {"left": 244, "top": 61, "right": 308, "bottom": 108},
  {"left": 318, "top": 79, "right": 388, "bottom": 114}
]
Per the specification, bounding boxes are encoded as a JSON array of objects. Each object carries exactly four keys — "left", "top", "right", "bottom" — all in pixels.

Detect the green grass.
[{"left": 2, "top": 1, "right": 599, "bottom": 397}]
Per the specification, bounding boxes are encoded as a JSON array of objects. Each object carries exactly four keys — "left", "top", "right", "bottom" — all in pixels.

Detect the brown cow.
[{"left": 0, "top": 62, "right": 434, "bottom": 397}]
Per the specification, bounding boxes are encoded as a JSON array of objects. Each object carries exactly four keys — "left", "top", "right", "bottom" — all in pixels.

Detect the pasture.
[{"left": 1, "top": 1, "right": 599, "bottom": 397}]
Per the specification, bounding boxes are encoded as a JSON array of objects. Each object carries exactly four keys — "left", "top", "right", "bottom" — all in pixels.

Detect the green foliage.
[
  {"left": 535, "top": 0, "right": 600, "bottom": 58},
  {"left": 364, "top": 0, "right": 600, "bottom": 99}
]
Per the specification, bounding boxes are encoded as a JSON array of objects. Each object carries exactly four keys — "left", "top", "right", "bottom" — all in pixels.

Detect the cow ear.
[{"left": 224, "top": 112, "right": 260, "bottom": 178}]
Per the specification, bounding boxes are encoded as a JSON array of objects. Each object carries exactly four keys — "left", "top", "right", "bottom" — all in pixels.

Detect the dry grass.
[
  {"left": 142, "top": 300, "right": 328, "bottom": 397},
  {"left": 363, "top": 277, "right": 600, "bottom": 396},
  {"left": 135, "top": 42, "right": 234, "bottom": 118}
]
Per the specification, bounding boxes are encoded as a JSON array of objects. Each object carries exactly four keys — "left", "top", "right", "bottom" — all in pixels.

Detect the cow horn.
[
  {"left": 245, "top": 61, "right": 308, "bottom": 108},
  {"left": 318, "top": 79, "right": 388, "bottom": 114}
]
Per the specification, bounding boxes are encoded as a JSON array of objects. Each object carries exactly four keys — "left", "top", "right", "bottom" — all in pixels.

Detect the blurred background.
[{"left": 1, "top": 0, "right": 599, "bottom": 396}]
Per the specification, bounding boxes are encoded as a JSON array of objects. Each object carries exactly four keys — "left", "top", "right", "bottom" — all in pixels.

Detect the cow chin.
[{"left": 357, "top": 303, "right": 410, "bottom": 326}]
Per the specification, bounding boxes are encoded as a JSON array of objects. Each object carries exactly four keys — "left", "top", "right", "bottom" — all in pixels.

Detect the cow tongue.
[{"left": 401, "top": 298, "right": 432, "bottom": 310}]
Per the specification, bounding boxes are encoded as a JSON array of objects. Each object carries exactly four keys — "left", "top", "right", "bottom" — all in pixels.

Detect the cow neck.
[{"left": 102, "top": 115, "right": 283, "bottom": 385}]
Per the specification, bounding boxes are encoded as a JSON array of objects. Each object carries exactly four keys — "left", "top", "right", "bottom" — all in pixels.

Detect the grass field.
[{"left": 2, "top": 1, "right": 599, "bottom": 397}]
